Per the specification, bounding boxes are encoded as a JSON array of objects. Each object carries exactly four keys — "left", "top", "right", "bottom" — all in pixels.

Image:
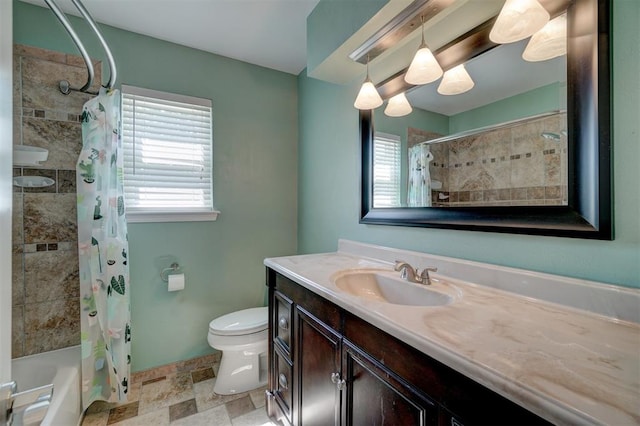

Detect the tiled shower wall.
[
  {"left": 12, "top": 45, "right": 101, "bottom": 358},
  {"left": 428, "top": 113, "right": 567, "bottom": 206}
]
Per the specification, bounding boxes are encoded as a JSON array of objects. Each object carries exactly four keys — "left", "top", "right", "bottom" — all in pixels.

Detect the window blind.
[
  {"left": 373, "top": 132, "right": 401, "bottom": 208},
  {"left": 121, "top": 85, "right": 216, "bottom": 222}
]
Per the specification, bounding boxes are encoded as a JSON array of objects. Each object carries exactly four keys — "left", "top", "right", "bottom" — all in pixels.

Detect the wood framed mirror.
[{"left": 360, "top": 0, "right": 611, "bottom": 239}]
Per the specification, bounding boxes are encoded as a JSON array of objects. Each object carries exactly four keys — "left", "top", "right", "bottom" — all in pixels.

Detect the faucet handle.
[{"left": 419, "top": 267, "right": 438, "bottom": 285}]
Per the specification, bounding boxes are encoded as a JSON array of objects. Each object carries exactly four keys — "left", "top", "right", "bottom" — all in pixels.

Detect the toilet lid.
[{"left": 209, "top": 307, "right": 268, "bottom": 336}]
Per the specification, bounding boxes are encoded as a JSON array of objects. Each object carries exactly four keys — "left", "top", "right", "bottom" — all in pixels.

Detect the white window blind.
[
  {"left": 121, "top": 85, "right": 218, "bottom": 223},
  {"left": 373, "top": 132, "right": 401, "bottom": 208}
]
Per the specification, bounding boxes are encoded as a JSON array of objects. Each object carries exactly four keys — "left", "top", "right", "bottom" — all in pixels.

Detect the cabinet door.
[
  {"left": 274, "top": 290, "right": 293, "bottom": 356},
  {"left": 296, "top": 306, "right": 342, "bottom": 426},
  {"left": 342, "top": 340, "right": 438, "bottom": 426},
  {"left": 272, "top": 345, "right": 294, "bottom": 424},
  {"left": 268, "top": 282, "right": 295, "bottom": 425}
]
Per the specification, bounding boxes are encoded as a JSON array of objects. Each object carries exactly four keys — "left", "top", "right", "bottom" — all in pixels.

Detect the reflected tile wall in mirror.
[{"left": 428, "top": 113, "right": 567, "bottom": 207}]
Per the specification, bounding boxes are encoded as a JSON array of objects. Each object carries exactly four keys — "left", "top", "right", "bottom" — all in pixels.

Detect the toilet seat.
[{"left": 208, "top": 306, "right": 268, "bottom": 336}]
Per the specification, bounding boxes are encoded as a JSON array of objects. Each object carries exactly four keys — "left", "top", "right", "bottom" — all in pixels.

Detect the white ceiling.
[{"left": 20, "top": 0, "right": 320, "bottom": 75}]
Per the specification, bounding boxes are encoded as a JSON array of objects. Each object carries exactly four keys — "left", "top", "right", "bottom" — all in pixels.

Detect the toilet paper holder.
[{"left": 161, "top": 262, "right": 181, "bottom": 282}]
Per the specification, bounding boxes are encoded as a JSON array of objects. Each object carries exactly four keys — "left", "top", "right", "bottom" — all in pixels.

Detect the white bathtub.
[{"left": 12, "top": 345, "right": 82, "bottom": 426}]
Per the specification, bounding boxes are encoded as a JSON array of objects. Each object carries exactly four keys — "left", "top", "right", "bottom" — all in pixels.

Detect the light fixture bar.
[
  {"left": 375, "top": 17, "right": 498, "bottom": 100},
  {"left": 349, "top": 0, "right": 569, "bottom": 66},
  {"left": 349, "top": 0, "right": 450, "bottom": 64},
  {"left": 373, "top": 0, "right": 569, "bottom": 101}
]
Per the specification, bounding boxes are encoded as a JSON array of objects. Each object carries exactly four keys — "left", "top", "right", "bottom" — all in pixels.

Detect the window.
[
  {"left": 373, "top": 132, "right": 401, "bottom": 208},
  {"left": 121, "top": 85, "right": 218, "bottom": 222}
]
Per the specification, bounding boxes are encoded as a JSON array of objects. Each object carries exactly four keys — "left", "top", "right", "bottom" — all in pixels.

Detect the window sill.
[{"left": 125, "top": 210, "right": 220, "bottom": 223}]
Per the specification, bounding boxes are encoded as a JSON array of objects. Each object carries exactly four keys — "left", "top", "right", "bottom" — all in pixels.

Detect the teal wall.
[
  {"left": 373, "top": 106, "right": 448, "bottom": 138},
  {"left": 298, "top": 0, "right": 640, "bottom": 288},
  {"left": 14, "top": 2, "right": 298, "bottom": 371},
  {"left": 449, "top": 82, "right": 564, "bottom": 133},
  {"left": 307, "top": 0, "right": 387, "bottom": 75}
]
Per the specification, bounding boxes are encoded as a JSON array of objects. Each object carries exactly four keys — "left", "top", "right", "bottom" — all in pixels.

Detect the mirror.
[{"left": 360, "top": 0, "right": 611, "bottom": 239}]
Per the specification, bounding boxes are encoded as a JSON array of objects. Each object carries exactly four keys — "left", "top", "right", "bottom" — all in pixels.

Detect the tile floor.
[{"left": 82, "top": 355, "right": 277, "bottom": 426}]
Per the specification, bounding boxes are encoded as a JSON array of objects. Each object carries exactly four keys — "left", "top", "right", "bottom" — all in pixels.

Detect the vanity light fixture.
[
  {"left": 404, "top": 16, "right": 443, "bottom": 86},
  {"left": 437, "top": 64, "right": 475, "bottom": 95},
  {"left": 354, "top": 56, "right": 383, "bottom": 110},
  {"left": 384, "top": 92, "right": 413, "bottom": 117},
  {"left": 523, "top": 14, "right": 567, "bottom": 62},
  {"left": 489, "top": 0, "right": 550, "bottom": 44}
]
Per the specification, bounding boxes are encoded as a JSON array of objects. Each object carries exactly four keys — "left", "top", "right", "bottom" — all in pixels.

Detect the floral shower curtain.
[
  {"left": 77, "top": 89, "right": 131, "bottom": 409},
  {"left": 407, "top": 144, "right": 434, "bottom": 207}
]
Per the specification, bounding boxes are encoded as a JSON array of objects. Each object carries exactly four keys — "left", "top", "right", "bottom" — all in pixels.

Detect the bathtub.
[{"left": 12, "top": 345, "right": 82, "bottom": 426}]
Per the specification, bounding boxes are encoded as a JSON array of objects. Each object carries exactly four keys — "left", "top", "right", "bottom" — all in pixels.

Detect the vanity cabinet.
[{"left": 266, "top": 269, "right": 549, "bottom": 426}]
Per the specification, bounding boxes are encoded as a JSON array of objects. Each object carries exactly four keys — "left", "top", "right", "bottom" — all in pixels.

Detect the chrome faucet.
[{"left": 394, "top": 260, "right": 438, "bottom": 285}]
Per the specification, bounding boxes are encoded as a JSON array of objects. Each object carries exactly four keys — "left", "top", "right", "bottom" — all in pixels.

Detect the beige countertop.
[{"left": 265, "top": 240, "right": 640, "bottom": 425}]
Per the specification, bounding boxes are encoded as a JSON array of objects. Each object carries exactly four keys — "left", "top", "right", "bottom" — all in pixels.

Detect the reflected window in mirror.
[{"left": 373, "top": 132, "right": 402, "bottom": 208}]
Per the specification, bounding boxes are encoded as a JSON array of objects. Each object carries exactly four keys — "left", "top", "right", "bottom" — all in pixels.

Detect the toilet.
[{"left": 207, "top": 306, "right": 269, "bottom": 395}]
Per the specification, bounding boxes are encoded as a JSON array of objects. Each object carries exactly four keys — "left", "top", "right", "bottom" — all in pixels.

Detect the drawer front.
[
  {"left": 273, "top": 346, "right": 294, "bottom": 425},
  {"left": 274, "top": 290, "right": 293, "bottom": 355}
]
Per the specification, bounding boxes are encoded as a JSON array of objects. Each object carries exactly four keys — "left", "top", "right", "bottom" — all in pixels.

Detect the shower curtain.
[
  {"left": 77, "top": 89, "right": 131, "bottom": 409},
  {"left": 407, "top": 144, "right": 434, "bottom": 207}
]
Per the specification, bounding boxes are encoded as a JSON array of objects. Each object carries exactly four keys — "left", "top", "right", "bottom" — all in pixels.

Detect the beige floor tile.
[
  {"left": 126, "top": 381, "right": 142, "bottom": 403},
  {"left": 171, "top": 405, "right": 232, "bottom": 426},
  {"left": 225, "top": 396, "right": 254, "bottom": 419},
  {"left": 138, "top": 373, "right": 194, "bottom": 415},
  {"left": 176, "top": 352, "right": 220, "bottom": 373},
  {"left": 168, "top": 398, "right": 197, "bottom": 422},
  {"left": 249, "top": 386, "right": 267, "bottom": 409},
  {"left": 107, "top": 401, "right": 139, "bottom": 424},
  {"left": 81, "top": 410, "right": 109, "bottom": 426},
  {"left": 111, "top": 407, "right": 169, "bottom": 426},
  {"left": 231, "top": 408, "right": 274, "bottom": 426},
  {"left": 191, "top": 367, "right": 215, "bottom": 384},
  {"left": 193, "top": 378, "right": 245, "bottom": 412}
]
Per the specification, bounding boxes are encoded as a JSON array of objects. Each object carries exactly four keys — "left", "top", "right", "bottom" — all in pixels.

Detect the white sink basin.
[{"left": 332, "top": 270, "right": 453, "bottom": 307}]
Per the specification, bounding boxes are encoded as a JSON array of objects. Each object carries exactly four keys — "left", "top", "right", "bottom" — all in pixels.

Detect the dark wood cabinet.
[
  {"left": 266, "top": 269, "right": 549, "bottom": 426},
  {"left": 297, "top": 307, "right": 341, "bottom": 426},
  {"left": 342, "top": 340, "right": 438, "bottom": 426}
]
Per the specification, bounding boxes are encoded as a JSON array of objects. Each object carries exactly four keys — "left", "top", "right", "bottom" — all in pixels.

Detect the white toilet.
[{"left": 207, "top": 306, "right": 269, "bottom": 395}]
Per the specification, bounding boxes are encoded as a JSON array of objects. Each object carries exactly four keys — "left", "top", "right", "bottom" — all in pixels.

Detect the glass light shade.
[
  {"left": 489, "top": 0, "right": 550, "bottom": 44},
  {"left": 523, "top": 14, "right": 567, "bottom": 61},
  {"left": 404, "top": 45, "right": 443, "bottom": 85},
  {"left": 437, "top": 64, "right": 475, "bottom": 95},
  {"left": 384, "top": 93, "right": 413, "bottom": 117},
  {"left": 354, "top": 79, "right": 383, "bottom": 110}
]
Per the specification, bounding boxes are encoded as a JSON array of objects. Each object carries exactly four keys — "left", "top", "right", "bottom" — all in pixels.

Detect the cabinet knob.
[
  {"left": 278, "top": 373, "right": 288, "bottom": 390},
  {"left": 278, "top": 316, "right": 289, "bottom": 330},
  {"left": 330, "top": 372, "right": 346, "bottom": 391}
]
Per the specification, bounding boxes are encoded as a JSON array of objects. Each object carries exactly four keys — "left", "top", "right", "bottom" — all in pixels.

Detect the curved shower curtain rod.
[{"left": 43, "top": 0, "right": 117, "bottom": 95}]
